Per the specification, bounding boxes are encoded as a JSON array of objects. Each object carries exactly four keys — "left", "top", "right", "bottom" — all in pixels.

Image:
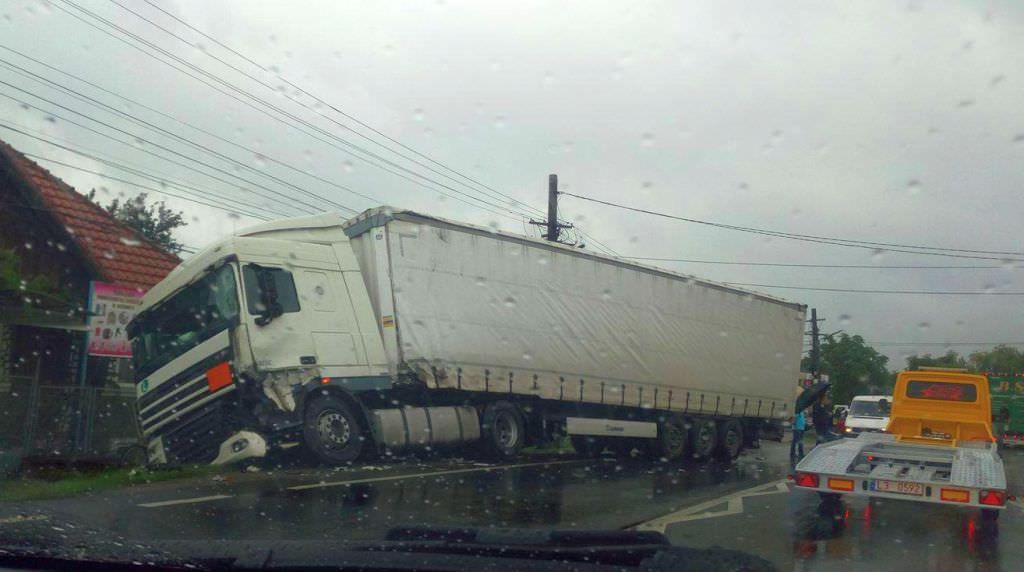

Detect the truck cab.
[
  {"left": 129, "top": 215, "right": 389, "bottom": 466},
  {"left": 885, "top": 369, "right": 994, "bottom": 446}
]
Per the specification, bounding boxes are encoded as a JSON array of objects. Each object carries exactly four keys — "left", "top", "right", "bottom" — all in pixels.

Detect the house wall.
[{"left": 0, "top": 166, "right": 94, "bottom": 304}]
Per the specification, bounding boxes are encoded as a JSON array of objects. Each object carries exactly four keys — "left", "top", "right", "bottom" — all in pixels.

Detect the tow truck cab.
[{"left": 793, "top": 368, "right": 1008, "bottom": 516}]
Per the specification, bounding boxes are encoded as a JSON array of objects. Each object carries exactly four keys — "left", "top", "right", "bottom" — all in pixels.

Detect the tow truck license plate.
[{"left": 871, "top": 480, "right": 923, "bottom": 496}]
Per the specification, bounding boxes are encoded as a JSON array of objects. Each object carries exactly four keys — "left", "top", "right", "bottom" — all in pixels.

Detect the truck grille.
[
  {"left": 138, "top": 347, "right": 238, "bottom": 465},
  {"left": 160, "top": 400, "right": 233, "bottom": 464}
]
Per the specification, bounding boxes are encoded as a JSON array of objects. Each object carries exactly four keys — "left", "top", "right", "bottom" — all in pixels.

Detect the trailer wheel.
[
  {"left": 481, "top": 401, "right": 526, "bottom": 460},
  {"left": 303, "top": 396, "right": 366, "bottom": 465},
  {"left": 654, "top": 416, "right": 689, "bottom": 461},
  {"left": 690, "top": 418, "right": 718, "bottom": 459},
  {"left": 717, "top": 419, "right": 744, "bottom": 460},
  {"left": 981, "top": 509, "right": 1000, "bottom": 522}
]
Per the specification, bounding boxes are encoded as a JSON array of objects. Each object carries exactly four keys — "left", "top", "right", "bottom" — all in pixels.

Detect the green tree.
[
  {"left": 802, "top": 333, "right": 891, "bottom": 405},
  {"left": 87, "top": 190, "right": 185, "bottom": 254},
  {"left": 905, "top": 351, "right": 967, "bottom": 371},
  {"left": 968, "top": 345, "right": 1024, "bottom": 374},
  {"left": 0, "top": 248, "right": 67, "bottom": 306}
]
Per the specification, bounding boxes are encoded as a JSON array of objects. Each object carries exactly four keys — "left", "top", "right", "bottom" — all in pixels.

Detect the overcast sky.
[{"left": 3, "top": 0, "right": 1024, "bottom": 366}]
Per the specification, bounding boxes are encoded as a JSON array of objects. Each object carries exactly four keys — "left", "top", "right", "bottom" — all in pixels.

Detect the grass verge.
[
  {"left": 522, "top": 436, "right": 575, "bottom": 455},
  {"left": 0, "top": 465, "right": 224, "bottom": 503}
]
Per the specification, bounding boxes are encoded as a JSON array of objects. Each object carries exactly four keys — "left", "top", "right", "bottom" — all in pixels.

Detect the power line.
[
  {"left": 560, "top": 192, "right": 1024, "bottom": 262},
  {"left": 27, "top": 154, "right": 271, "bottom": 221},
  {"left": 0, "top": 60, "right": 357, "bottom": 215},
  {"left": 564, "top": 192, "right": 1024, "bottom": 256},
  {"left": 0, "top": 47, "right": 385, "bottom": 210},
  {"left": 868, "top": 341, "right": 1024, "bottom": 347},
  {"left": 50, "top": 0, "right": 531, "bottom": 223},
  {"left": 0, "top": 84, "right": 338, "bottom": 216},
  {"left": 129, "top": 0, "right": 554, "bottom": 224},
  {"left": 0, "top": 51, "right": 524, "bottom": 230},
  {"left": 722, "top": 281, "right": 1024, "bottom": 295},
  {"left": 0, "top": 119, "right": 293, "bottom": 219},
  {"left": 38, "top": 0, "right": 621, "bottom": 253},
  {"left": 623, "top": 257, "right": 1007, "bottom": 269},
  {"left": 0, "top": 122, "right": 278, "bottom": 220}
]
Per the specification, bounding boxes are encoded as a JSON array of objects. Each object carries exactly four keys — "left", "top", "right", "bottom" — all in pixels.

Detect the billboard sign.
[{"left": 86, "top": 281, "right": 144, "bottom": 357}]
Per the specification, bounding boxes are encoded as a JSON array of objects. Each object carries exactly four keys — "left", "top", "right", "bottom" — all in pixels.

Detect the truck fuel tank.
[{"left": 372, "top": 406, "right": 481, "bottom": 452}]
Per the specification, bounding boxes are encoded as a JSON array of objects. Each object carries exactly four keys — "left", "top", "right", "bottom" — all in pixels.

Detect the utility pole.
[
  {"left": 530, "top": 174, "right": 573, "bottom": 243},
  {"left": 546, "top": 174, "right": 559, "bottom": 242},
  {"left": 807, "top": 308, "right": 823, "bottom": 382}
]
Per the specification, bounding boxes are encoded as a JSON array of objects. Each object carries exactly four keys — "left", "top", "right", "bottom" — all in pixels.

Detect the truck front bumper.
[{"left": 211, "top": 431, "right": 268, "bottom": 465}]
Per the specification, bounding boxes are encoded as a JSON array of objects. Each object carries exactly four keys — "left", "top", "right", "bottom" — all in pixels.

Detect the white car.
[{"left": 843, "top": 395, "right": 892, "bottom": 437}]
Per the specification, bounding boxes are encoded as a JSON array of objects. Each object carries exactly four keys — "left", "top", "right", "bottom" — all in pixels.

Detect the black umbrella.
[{"left": 796, "top": 382, "right": 831, "bottom": 412}]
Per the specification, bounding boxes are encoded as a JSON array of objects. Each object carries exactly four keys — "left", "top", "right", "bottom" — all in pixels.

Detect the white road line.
[
  {"left": 633, "top": 479, "right": 790, "bottom": 533},
  {"left": 0, "top": 514, "right": 49, "bottom": 525},
  {"left": 137, "top": 460, "right": 584, "bottom": 507},
  {"left": 138, "top": 494, "right": 233, "bottom": 508},
  {"left": 287, "top": 459, "right": 583, "bottom": 492}
]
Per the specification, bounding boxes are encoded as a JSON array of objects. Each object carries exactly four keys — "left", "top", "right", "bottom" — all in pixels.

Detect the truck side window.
[{"left": 242, "top": 265, "right": 301, "bottom": 315}]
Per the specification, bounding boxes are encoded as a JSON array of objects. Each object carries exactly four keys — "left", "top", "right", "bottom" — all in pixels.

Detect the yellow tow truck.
[{"left": 794, "top": 368, "right": 1009, "bottom": 520}]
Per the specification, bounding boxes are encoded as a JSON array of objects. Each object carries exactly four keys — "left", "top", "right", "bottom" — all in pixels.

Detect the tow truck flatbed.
[{"left": 793, "top": 369, "right": 1009, "bottom": 515}]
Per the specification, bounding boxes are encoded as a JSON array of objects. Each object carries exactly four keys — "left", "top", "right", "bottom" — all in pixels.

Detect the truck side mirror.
[{"left": 252, "top": 265, "right": 284, "bottom": 326}]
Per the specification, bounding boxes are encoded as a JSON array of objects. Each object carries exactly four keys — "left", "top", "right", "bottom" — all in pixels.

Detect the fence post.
[{"left": 21, "top": 356, "right": 42, "bottom": 454}]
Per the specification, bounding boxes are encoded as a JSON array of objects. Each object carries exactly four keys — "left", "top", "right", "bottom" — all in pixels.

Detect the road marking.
[
  {"left": 287, "top": 459, "right": 583, "bottom": 492},
  {"left": 0, "top": 514, "right": 49, "bottom": 525},
  {"left": 632, "top": 479, "right": 790, "bottom": 533},
  {"left": 138, "top": 494, "right": 233, "bottom": 508}
]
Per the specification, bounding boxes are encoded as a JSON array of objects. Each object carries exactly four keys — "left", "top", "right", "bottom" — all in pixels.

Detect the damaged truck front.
[{"left": 129, "top": 216, "right": 393, "bottom": 466}]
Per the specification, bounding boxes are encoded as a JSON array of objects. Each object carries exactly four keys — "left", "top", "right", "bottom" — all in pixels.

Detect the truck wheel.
[
  {"left": 981, "top": 509, "right": 1000, "bottom": 522},
  {"left": 690, "top": 418, "right": 718, "bottom": 459},
  {"left": 303, "top": 396, "right": 366, "bottom": 465},
  {"left": 481, "top": 401, "right": 526, "bottom": 460},
  {"left": 654, "top": 416, "right": 689, "bottom": 461},
  {"left": 717, "top": 419, "right": 743, "bottom": 460}
]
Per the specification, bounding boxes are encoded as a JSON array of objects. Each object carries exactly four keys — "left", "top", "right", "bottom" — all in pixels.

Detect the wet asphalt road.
[{"left": 2, "top": 438, "right": 1023, "bottom": 570}]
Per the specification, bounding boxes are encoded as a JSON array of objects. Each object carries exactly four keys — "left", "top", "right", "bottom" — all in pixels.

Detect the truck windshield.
[
  {"left": 129, "top": 265, "right": 239, "bottom": 379},
  {"left": 849, "top": 400, "right": 891, "bottom": 417}
]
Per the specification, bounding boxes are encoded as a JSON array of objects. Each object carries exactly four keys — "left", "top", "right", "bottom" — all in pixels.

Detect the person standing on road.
[
  {"left": 790, "top": 410, "right": 806, "bottom": 460},
  {"left": 813, "top": 395, "right": 834, "bottom": 444}
]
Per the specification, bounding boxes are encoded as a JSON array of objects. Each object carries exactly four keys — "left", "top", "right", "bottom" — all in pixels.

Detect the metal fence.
[{"left": 0, "top": 376, "right": 141, "bottom": 458}]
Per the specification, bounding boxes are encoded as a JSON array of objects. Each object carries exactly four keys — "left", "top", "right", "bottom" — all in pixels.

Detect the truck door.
[
  {"left": 295, "top": 269, "right": 365, "bottom": 367},
  {"left": 240, "top": 263, "right": 316, "bottom": 370}
]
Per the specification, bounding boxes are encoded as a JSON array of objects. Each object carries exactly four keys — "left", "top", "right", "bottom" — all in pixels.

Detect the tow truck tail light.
[
  {"left": 206, "top": 362, "right": 233, "bottom": 393},
  {"left": 827, "top": 478, "right": 855, "bottom": 491},
  {"left": 940, "top": 488, "right": 970, "bottom": 503},
  {"left": 795, "top": 473, "right": 819, "bottom": 488},
  {"left": 980, "top": 490, "right": 1005, "bottom": 506}
]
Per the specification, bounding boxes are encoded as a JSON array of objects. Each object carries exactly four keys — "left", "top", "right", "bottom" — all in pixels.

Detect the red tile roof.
[{"left": 0, "top": 139, "right": 180, "bottom": 291}]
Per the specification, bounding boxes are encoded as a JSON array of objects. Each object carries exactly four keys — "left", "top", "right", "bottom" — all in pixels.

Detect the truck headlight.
[{"left": 844, "top": 427, "right": 853, "bottom": 433}]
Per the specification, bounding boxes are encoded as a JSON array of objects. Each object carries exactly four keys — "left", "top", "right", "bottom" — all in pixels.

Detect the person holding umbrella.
[
  {"left": 812, "top": 393, "right": 835, "bottom": 444},
  {"left": 794, "top": 380, "right": 833, "bottom": 449}
]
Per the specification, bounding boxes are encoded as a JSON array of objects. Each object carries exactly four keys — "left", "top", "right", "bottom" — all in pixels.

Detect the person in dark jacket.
[{"left": 812, "top": 395, "right": 834, "bottom": 444}]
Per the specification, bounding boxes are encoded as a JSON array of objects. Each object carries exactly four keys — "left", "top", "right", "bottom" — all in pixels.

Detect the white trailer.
[{"left": 129, "top": 207, "right": 805, "bottom": 466}]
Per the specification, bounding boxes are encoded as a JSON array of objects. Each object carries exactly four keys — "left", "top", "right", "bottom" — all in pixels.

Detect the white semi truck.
[{"left": 128, "top": 207, "right": 805, "bottom": 466}]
